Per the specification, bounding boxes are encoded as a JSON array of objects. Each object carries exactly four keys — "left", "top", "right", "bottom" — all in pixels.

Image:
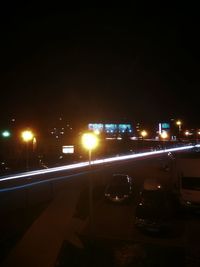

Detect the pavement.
[{"left": 2, "top": 181, "right": 88, "bottom": 267}]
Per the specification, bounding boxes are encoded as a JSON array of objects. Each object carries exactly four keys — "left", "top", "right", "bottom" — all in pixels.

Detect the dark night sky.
[{"left": 0, "top": 5, "right": 200, "bottom": 129}]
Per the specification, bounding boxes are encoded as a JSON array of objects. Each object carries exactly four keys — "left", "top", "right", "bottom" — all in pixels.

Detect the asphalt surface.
[{"left": 1, "top": 151, "right": 200, "bottom": 267}]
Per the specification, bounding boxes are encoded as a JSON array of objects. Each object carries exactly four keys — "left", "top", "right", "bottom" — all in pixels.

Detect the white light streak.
[{"left": 0, "top": 145, "right": 194, "bottom": 182}]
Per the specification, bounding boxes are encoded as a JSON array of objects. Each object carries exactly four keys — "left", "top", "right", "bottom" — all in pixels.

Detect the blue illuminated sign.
[
  {"left": 161, "top": 123, "right": 170, "bottom": 129},
  {"left": 118, "top": 124, "right": 132, "bottom": 133},
  {"left": 88, "top": 123, "right": 104, "bottom": 132},
  {"left": 105, "top": 124, "right": 118, "bottom": 133},
  {"left": 88, "top": 123, "right": 133, "bottom": 134}
]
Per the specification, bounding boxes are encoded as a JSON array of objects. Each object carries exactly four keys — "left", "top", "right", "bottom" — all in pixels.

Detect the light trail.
[
  {"left": 0, "top": 169, "right": 94, "bottom": 192},
  {"left": 0, "top": 144, "right": 194, "bottom": 183}
]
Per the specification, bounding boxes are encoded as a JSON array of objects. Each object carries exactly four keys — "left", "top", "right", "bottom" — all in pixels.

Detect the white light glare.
[{"left": 0, "top": 145, "right": 194, "bottom": 182}]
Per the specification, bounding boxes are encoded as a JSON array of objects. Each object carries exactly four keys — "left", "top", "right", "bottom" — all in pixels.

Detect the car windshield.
[
  {"left": 106, "top": 175, "right": 130, "bottom": 193},
  {"left": 107, "top": 184, "right": 130, "bottom": 192},
  {"left": 111, "top": 175, "right": 129, "bottom": 185},
  {"left": 141, "top": 190, "right": 164, "bottom": 202},
  {"left": 136, "top": 190, "right": 171, "bottom": 219},
  {"left": 181, "top": 176, "right": 200, "bottom": 190}
]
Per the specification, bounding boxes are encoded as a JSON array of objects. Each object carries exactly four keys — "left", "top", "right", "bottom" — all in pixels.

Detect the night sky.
[{"left": 0, "top": 5, "right": 200, "bottom": 129}]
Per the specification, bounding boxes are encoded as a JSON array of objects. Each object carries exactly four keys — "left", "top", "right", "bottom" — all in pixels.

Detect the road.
[{"left": 1, "top": 151, "right": 200, "bottom": 266}]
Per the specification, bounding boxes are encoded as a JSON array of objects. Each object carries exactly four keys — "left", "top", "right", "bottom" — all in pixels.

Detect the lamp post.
[
  {"left": 140, "top": 130, "right": 147, "bottom": 151},
  {"left": 141, "top": 130, "right": 147, "bottom": 139},
  {"left": 196, "top": 130, "right": 200, "bottom": 144},
  {"left": 81, "top": 132, "right": 99, "bottom": 239},
  {"left": 160, "top": 130, "right": 168, "bottom": 150},
  {"left": 176, "top": 120, "right": 182, "bottom": 140},
  {"left": 21, "top": 130, "right": 34, "bottom": 171}
]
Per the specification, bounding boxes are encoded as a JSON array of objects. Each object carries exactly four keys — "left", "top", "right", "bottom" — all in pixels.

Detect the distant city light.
[
  {"left": 94, "top": 129, "right": 100, "bottom": 135},
  {"left": 1, "top": 130, "right": 11, "bottom": 138},
  {"left": 62, "top": 145, "right": 74, "bottom": 154},
  {"left": 185, "top": 130, "right": 190, "bottom": 136}
]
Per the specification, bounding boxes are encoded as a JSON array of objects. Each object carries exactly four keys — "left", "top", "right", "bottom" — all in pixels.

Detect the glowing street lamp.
[
  {"left": 160, "top": 130, "right": 168, "bottom": 149},
  {"left": 160, "top": 130, "right": 168, "bottom": 139},
  {"left": 196, "top": 130, "right": 200, "bottom": 144},
  {"left": 21, "top": 130, "right": 34, "bottom": 171},
  {"left": 82, "top": 133, "right": 99, "bottom": 165},
  {"left": 176, "top": 120, "right": 182, "bottom": 128},
  {"left": 21, "top": 130, "right": 34, "bottom": 143},
  {"left": 185, "top": 130, "right": 189, "bottom": 137},
  {"left": 176, "top": 120, "right": 182, "bottom": 133},
  {"left": 81, "top": 132, "right": 99, "bottom": 239},
  {"left": 140, "top": 130, "right": 147, "bottom": 139},
  {"left": 32, "top": 136, "right": 37, "bottom": 151}
]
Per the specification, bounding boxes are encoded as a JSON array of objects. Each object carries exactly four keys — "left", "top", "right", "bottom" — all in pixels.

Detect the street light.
[
  {"left": 140, "top": 130, "right": 148, "bottom": 151},
  {"left": 140, "top": 130, "right": 147, "bottom": 139},
  {"left": 176, "top": 120, "right": 182, "bottom": 137},
  {"left": 196, "top": 130, "right": 200, "bottom": 144},
  {"left": 82, "top": 133, "right": 99, "bottom": 165},
  {"left": 185, "top": 130, "right": 189, "bottom": 137},
  {"left": 81, "top": 132, "right": 99, "bottom": 239},
  {"left": 160, "top": 130, "right": 168, "bottom": 149},
  {"left": 21, "top": 130, "right": 34, "bottom": 171}
]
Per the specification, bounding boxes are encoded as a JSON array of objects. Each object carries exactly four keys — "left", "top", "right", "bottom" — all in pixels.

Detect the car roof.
[{"left": 108, "top": 174, "right": 132, "bottom": 186}]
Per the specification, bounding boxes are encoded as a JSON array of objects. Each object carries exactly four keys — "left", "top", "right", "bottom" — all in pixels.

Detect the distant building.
[{"left": 88, "top": 123, "right": 133, "bottom": 137}]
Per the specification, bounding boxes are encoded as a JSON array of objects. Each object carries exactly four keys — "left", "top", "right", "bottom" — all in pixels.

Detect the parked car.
[
  {"left": 104, "top": 173, "right": 134, "bottom": 203},
  {"left": 135, "top": 189, "right": 174, "bottom": 233}
]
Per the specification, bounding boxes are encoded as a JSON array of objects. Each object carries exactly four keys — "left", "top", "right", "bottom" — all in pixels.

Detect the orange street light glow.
[
  {"left": 176, "top": 120, "right": 182, "bottom": 126},
  {"left": 160, "top": 131, "right": 168, "bottom": 139},
  {"left": 82, "top": 133, "right": 98, "bottom": 150},
  {"left": 141, "top": 130, "right": 147, "bottom": 138},
  {"left": 21, "top": 130, "right": 34, "bottom": 142}
]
